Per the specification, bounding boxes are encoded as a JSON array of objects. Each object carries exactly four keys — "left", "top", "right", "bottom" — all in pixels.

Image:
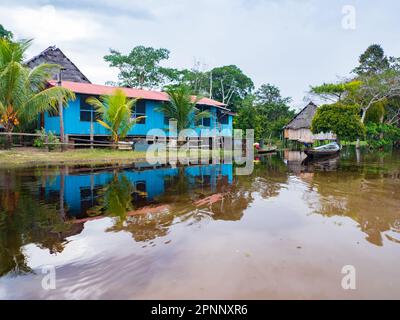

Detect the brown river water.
[{"left": 0, "top": 147, "right": 399, "bottom": 299}]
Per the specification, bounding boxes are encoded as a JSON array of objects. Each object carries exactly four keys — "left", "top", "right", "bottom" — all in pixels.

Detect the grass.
[
  {"left": 341, "top": 140, "right": 368, "bottom": 146},
  {"left": 0, "top": 147, "right": 230, "bottom": 168}
]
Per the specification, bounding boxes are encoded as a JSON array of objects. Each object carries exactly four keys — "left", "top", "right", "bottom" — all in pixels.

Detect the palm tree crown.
[
  {"left": 157, "top": 85, "right": 211, "bottom": 132},
  {"left": 0, "top": 38, "right": 75, "bottom": 147},
  {"left": 86, "top": 89, "right": 143, "bottom": 143}
]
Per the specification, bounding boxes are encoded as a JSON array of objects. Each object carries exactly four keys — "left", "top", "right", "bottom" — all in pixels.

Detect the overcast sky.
[{"left": 1, "top": 0, "right": 399, "bottom": 109}]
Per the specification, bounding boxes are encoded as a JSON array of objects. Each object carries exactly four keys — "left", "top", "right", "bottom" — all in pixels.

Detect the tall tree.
[
  {"left": 0, "top": 39, "right": 75, "bottom": 148},
  {"left": 351, "top": 70, "right": 400, "bottom": 124},
  {"left": 208, "top": 65, "right": 254, "bottom": 110},
  {"left": 254, "top": 84, "right": 294, "bottom": 140},
  {"left": 353, "top": 44, "right": 390, "bottom": 76},
  {"left": 310, "top": 81, "right": 362, "bottom": 102},
  {"left": 104, "top": 46, "right": 174, "bottom": 89},
  {"left": 234, "top": 95, "right": 263, "bottom": 142},
  {"left": 255, "top": 84, "right": 291, "bottom": 106}
]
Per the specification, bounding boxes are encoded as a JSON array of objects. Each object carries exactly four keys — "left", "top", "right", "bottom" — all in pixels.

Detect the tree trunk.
[
  {"left": 59, "top": 97, "right": 65, "bottom": 152},
  {"left": 6, "top": 131, "right": 12, "bottom": 149},
  {"left": 379, "top": 113, "right": 384, "bottom": 140},
  {"left": 356, "top": 109, "right": 367, "bottom": 149}
]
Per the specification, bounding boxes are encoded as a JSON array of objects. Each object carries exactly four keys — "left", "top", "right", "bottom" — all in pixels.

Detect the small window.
[
  {"left": 136, "top": 181, "right": 146, "bottom": 192},
  {"left": 196, "top": 105, "right": 211, "bottom": 127},
  {"left": 133, "top": 100, "right": 146, "bottom": 124},
  {"left": 219, "top": 114, "right": 229, "bottom": 125},
  {"left": 203, "top": 117, "right": 211, "bottom": 127},
  {"left": 133, "top": 181, "right": 147, "bottom": 202},
  {"left": 80, "top": 94, "right": 98, "bottom": 122},
  {"left": 80, "top": 111, "right": 92, "bottom": 122}
]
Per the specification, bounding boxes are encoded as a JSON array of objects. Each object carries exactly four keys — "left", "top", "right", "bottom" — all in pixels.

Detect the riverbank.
[{"left": 0, "top": 147, "right": 229, "bottom": 168}]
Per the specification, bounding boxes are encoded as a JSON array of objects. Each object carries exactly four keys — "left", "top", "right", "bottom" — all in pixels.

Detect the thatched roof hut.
[
  {"left": 284, "top": 102, "right": 336, "bottom": 143},
  {"left": 25, "top": 46, "right": 91, "bottom": 83}
]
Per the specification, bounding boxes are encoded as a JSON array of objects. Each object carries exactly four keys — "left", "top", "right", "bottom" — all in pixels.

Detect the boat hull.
[
  {"left": 257, "top": 147, "right": 277, "bottom": 154},
  {"left": 304, "top": 149, "right": 340, "bottom": 158}
]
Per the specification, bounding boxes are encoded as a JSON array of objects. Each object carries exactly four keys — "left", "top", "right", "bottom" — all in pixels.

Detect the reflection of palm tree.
[
  {"left": 108, "top": 212, "right": 175, "bottom": 243},
  {"left": 0, "top": 174, "right": 71, "bottom": 276},
  {"left": 92, "top": 173, "right": 135, "bottom": 225}
]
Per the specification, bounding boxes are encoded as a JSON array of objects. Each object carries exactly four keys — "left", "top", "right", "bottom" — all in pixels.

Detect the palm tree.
[
  {"left": 0, "top": 39, "right": 75, "bottom": 148},
  {"left": 157, "top": 85, "right": 211, "bottom": 133},
  {"left": 86, "top": 89, "right": 143, "bottom": 145}
]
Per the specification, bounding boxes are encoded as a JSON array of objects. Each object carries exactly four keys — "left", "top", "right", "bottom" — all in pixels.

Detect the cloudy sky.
[{"left": 1, "top": 0, "right": 399, "bottom": 109}]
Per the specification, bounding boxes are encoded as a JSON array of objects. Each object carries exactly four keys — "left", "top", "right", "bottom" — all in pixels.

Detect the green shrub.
[
  {"left": 33, "top": 128, "right": 59, "bottom": 151},
  {"left": 365, "top": 123, "right": 400, "bottom": 149}
]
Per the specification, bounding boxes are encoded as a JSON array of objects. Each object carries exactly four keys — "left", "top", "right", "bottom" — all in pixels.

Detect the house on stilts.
[
  {"left": 26, "top": 46, "right": 234, "bottom": 148},
  {"left": 283, "top": 102, "right": 336, "bottom": 144}
]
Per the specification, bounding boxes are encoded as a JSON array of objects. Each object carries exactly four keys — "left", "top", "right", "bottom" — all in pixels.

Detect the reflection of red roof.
[{"left": 48, "top": 80, "right": 228, "bottom": 109}]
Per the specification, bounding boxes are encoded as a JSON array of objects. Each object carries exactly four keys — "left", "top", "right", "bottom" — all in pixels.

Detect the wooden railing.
[{"left": 0, "top": 132, "right": 226, "bottom": 150}]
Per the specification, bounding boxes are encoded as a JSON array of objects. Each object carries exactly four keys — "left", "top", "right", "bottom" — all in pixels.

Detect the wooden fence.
[{"left": 0, "top": 132, "right": 229, "bottom": 150}]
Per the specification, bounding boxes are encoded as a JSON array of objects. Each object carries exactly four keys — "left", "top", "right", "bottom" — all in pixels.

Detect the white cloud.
[
  {"left": 0, "top": 5, "right": 103, "bottom": 44},
  {"left": 1, "top": 0, "right": 400, "bottom": 109}
]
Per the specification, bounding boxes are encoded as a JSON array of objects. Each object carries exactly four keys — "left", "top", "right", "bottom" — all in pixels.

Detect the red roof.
[{"left": 49, "top": 80, "right": 228, "bottom": 109}]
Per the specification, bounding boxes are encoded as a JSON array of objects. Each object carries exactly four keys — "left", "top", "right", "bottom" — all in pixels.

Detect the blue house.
[
  {"left": 42, "top": 80, "right": 234, "bottom": 141},
  {"left": 44, "top": 163, "right": 233, "bottom": 218}
]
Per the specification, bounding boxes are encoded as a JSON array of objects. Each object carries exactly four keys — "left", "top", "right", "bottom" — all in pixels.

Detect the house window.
[
  {"left": 196, "top": 106, "right": 211, "bottom": 127},
  {"left": 80, "top": 95, "right": 100, "bottom": 122},
  {"left": 219, "top": 114, "right": 229, "bottom": 125},
  {"left": 80, "top": 185, "right": 101, "bottom": 216},
  {"left": 132, "top": 180, "right": 147, "bottom": 202},
  {"left": 133, "top": 100, "right": 146, "bottom": 124},
  {"left": 203, "top": 117, "right": 211, "bottom": 127}
]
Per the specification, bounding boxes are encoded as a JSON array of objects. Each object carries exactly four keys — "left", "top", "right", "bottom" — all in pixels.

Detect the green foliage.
[
  {"left": 167, "top": 64, "right": 254, "bottom": 111},
  {"left": 0, "top": 24, "right": 13, "bottom": 41},
  {"left": 104, "top": 46, "right": 174, "bottom": 89},
  {"left": 310, "top": 81, "right": 361, "bottom": 102},
  {"left": 33, "top": 128, "right": 59, "bottom": 151},
  {"left": 385, "top": 96, "right": 400, "bottom": 125},
  {"left": 33, "top": 128, "right": 46, "bottom": 148},
  {"left": 207, "top": 65, "right": 254, "bottom": 110},
  {"left": 353, "top": 44, "right": 390, "bottom": 76},
  {"left": 311, "top": 103, "right": 365, "bottom": 142},
  {"left": 234, "top": 84, "right": 294, "bottom": 141},
  {"left": 47, "top": 131, "right": 59, "bottom": 151},
  {"left": 86, "top": 89, "right": 140, "bottom": 143},
  {"left": 234, "top": 96, "right": 263, "bottom": 141},
  {"left": 156, "top": 85, "right": 210, "bottom": 133},
  {"left": 255, "top": 83, "right": 291, "bottom": 106},
  {"left": 0, "top": 38, "right": 75, "bottom": 148},
  {"left": 365, "top": 123, "right": 400, "bottom": 149},
  {"left": 365, "top": 100, "right": 386, "bottom": 124}
]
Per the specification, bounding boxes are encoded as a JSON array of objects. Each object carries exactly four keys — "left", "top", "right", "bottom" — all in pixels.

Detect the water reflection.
[
  {"left": 283, "top": 148, "right": 400, "bottom": 246},
  {"left": 0, "top": 148, "right": 399, "bottom": 297}
]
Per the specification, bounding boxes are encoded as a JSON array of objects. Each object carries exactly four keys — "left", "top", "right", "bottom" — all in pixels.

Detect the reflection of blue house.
[
  {"left": 45, "top": 164, "right": 233, "bottom": 217},
  {"left": 42, "top": 81, "right": 234, "bottom": 139}
]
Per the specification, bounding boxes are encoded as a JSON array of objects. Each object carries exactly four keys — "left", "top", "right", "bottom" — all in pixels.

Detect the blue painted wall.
[
  {"left": 44, "top": 94, "right": 233, "bottom": 137},
  {"left": 45, "top": 164, "right": 233, "bottom": 217}
]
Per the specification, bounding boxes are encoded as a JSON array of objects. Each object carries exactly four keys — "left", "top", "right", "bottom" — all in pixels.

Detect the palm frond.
[
  {"left": 27, "top": 63, "right": 60, "bottom": 92},
  {"left": 21, "top": 87, "right": 75, "bottom": 122}
]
